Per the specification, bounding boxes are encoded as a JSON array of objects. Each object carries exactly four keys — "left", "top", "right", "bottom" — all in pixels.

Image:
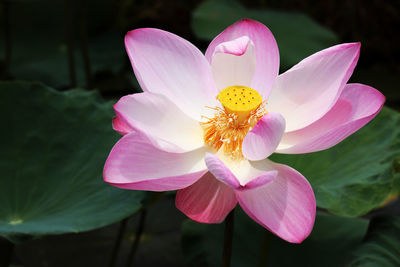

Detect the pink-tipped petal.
[
  {"left": 113, "top": 171, "right": 207, "bottom": 192},
  {"left": 125, "top": 28, "right": 217, "bottom": 120},
  {"left": 114, "top": 92, "right": 204, "bottom": 151},
  {"left": 103, "top": 132, "right": 207, "bottom": 191},
  {"left": 213, "top": 35, "right": 251, "bottom": 56},
  {"left": 176, "top": 172, "right": 237, "bottom": 223},
  {"left": 206, "top": 19, "right": 279, "bottom": 98},
  {"left": 268, "top": 43, "right": 361, "bottom": 132},
  {"left": 242, "top": 112, "right": 286, "bottom": 161},
  {"left": 205, "top": 153, "right": 278, "bottom": 190},
  {"left": 242, "top": 171, "right": 277, "bottom": 190},
  {"left": 204, "top": 153, "right": 241, "bottom": 189},
  {"left": 277, "top": 83, "right": 385, "bottom": 154},
  {"left": 211, "top": 36, "right": 256, "bottom": 90},
  {"left": 112, "top": 116, "right": 134, "bottom": 135},
  {"left": 236, "top": 161, "right": 316, "bottom": 243}
]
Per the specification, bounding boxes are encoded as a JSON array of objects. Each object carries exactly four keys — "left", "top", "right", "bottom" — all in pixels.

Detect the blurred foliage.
[
  {"left": 192, "top": 0, "right": 338, "bottom": 69},
  {"left": 182, "top": 208, "right": 369, "bottom": 267},
  {"left": 0, "top": 0, "right": 128, "bottom": 92},
  {"left": 349, "top": 216, "right": 400, "bottom": 266},
  {"left": 0, "top": 82, "right": 145, "bottom": 242},
  {"left": 241, "top": 0, "right": 400, "bottom": 71},
  {"left": 10, "top": 194, "right": 185, "bottom": 267},
  {"left": 271, "top": 107, "right": 400, "bottom": 217}
]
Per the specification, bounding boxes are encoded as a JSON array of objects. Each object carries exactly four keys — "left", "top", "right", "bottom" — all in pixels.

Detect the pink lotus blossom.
[{"left": 104, "top": 19, "right": 385, "bottom": 243}]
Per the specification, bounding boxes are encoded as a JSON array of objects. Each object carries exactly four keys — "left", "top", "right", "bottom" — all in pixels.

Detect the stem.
[
  {"left": 257, "top": 230, "right": 272, "bottom": 267},
  {"left": 0, "top": 238, "right": 14, "bottom": 267},
  {"left": 78, "top": 0, "right": 92, "bottom": 88},
  {"left": 63, "top": 0, "right": 76, "bottom": 88},
  {"left": 108, "top": 217, "right": 129, "bottom": 267},
  {"left": 126, "top": 209, "right": 147, "bottom": 267},
  {"left": 221, "top": 209, "right": 235, "bottom": 267},
  {"left": 2, "top": 0, "right": 11, "bottom": 77}
]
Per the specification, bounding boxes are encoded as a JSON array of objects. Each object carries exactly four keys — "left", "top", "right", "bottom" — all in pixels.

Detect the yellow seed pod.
[{"left": 217, "top": 85, "right": 262, "bottom": 122}]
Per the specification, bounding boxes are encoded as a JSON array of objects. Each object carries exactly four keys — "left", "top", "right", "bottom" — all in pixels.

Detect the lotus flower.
[{"left": 104, "top": 19, "right": 385, "bottom": 243}]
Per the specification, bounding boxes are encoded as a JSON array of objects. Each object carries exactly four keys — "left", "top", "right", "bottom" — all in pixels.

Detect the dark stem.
[
  {"left": 108, "top": 217, "right": 129, "bottom": 267},
  {"left": 63, "top": 0, "right": 76, "bottom": 88},
  {"left": 2, "top": 0, "right": 11, "bottom": 77},
  {"left": 126, "top": 209, "right": 147, "bottom": 267},
  {"left": 257, "top": 230, "right": 272, "bottom": 267},
  {"left": 78, "top": 0, "right": 92, "bottom": 88},
  {"left": 221, "top": 209, "right": 235, "bottom": 267},
  {"left": 0, "top": 238, "right": 14, "bottom": 267}
]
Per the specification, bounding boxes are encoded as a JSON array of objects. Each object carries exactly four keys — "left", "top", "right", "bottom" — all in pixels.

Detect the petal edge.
[{"left": 236, "top": 161, "right": 316, "bottom": 243}]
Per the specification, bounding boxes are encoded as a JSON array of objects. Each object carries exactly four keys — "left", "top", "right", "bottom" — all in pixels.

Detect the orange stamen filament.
[{"left": 201, "top": 86, "right": 267, "bottom": 159}]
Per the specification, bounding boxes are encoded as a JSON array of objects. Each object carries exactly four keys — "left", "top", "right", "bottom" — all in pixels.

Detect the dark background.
[{"left": 0, "top": 0, "right": 399, "bottom": 266}]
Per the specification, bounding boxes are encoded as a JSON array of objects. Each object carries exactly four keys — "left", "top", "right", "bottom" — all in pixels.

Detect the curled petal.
[
  {"left": 242, "top": 171, "right": 277, "bottom": 191},
  {"left": 104, "top": 132, "right": 207, "bottom": 191},
  {"left": 268, "top": 43, "right": 361, "bottom": 131},
  {"left": 236, "top": 161, "right": 316, "bottom": 243},
  {"left": 242, "top": 112, "right": 285, "bottom": 160},
  {"left": 213, "top": 36, "right": 251, "bottom": 56},
  {"left": 204, "top": 153, "right": 277, "bottom": 190},
  {"left": 205, "top": 152, "right": 241, "bottom": 188},
  {"left": 206, "top": 19, "right": 279, "bottom": 98},
  {"left": 211, "top": 36, "right": 256, "bottom": 91},
  {"left": 125, "top": 28, "right": 217, "bottom": 120},
  {"left": 277, "top": 83, "right": 385, "bottom": 154},
  {"left": 176, "top": 172, "right": 237, "bottom": 223},
  {"left": 112, "top": 116, "right": 134, "bottom": 135},
  {"left": 114, "top": 92, "right": 204, "bottom": 151}
]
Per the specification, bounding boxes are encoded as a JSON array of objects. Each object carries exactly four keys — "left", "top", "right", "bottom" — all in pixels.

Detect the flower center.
[
  {"left": 217, "top": 85, "right": 263, "bottom": 123},
  {"left": 201, "top": 85, "right": 266, "bottom": 159}
]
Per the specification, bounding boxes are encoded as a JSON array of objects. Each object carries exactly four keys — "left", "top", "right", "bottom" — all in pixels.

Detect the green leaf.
[
  {"left": 349, "top": 216, "right": 400, "bottom": 266},
  {"left": 0, "top": 81, "right": 145, "bottom": 241},
  {"left": 271, "top": 107, "right": 400, "bottom": 217},
  {"left": 5, "top": 32, "right": 126, "bottom": 89},
  {"left": 192, "top": 0, "right": 338, "bottom": 69},
  {"left": 182, "top": 209, "right": 368, "bottom": 267}
]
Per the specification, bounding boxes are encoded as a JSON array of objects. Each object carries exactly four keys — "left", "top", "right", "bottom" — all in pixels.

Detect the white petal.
[
  {"left": 211, "top": 36, "right": 256, "bottom": 91},
  {"left": 114, "top": 92, "right": 204, "bottom": 151}
]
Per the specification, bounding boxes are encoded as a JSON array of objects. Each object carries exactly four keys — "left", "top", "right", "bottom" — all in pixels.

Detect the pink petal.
[
  {"left": 113, "top": 171, "right": 207, "bottom": 192},
  {"left": 125, "top": 28, "right": 218, "bottom": 120},
  {"left": 175, "top": 172, "right": 237, "bottom": 223},
  {"left": 114, "top": 92, "right": 204, "bottom": 151},
  {"left": 205, "top": 19, "right": 279, "bottom": 98},
  {"left": 210, "top": 36, "right": 256, "bottom": 91},
  {"left": 277, "top": 83, "right": 385, "bottom": 154},
  {"left": 268, "top": 43, "right": 361, "bottom": 132},
  {"left": 236, "top": 161, "right": 316, "bottom": 243},
  {"left": 103, "top": 132, "right": 207, "bottom": 191},
  {"left": 112, "top": 116, "right": 134, "bottom": 135},
  {"left": 204, "top": 153, "right": 241, "bottom": 189},
  {"left": 243, "top": 172, "right": 277, "bottom": 190},
  {"left": 204, "top": 153, "right": 278, "bottom": 190},
  {"left": 242, "top": 112, "right": 285, "bottom": 161}
]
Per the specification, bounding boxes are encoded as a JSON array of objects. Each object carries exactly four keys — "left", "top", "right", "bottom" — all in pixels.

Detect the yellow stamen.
[{"left": 201, "top": 85, "right": 266, "bottom": 159}]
